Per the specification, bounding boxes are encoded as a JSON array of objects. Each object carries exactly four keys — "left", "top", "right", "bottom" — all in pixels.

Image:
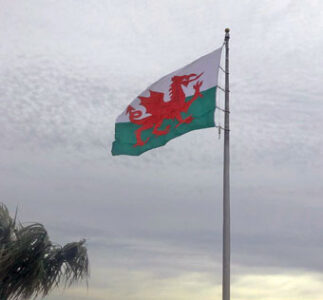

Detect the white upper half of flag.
[{"left": 116, "top": 46, "right": 223, "bottom": 123}]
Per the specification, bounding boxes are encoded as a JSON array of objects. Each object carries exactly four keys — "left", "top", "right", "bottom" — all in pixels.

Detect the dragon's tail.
[{"left": 126, "top": 105, "right": 143, "bottom": 122}]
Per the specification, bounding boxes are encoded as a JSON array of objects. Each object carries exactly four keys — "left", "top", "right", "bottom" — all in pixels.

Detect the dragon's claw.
[
  {"left": 184, "top": 116, "right": 193, "bottom": 124},
  {"left": 193, "top": 81, "right": 203, "bottom": 98},
  {"left": 133, "top": 137, "right": 150, "bottom": 147},
  {"left": 194, "top": 81, "right": 202, "bottom": 89},
  {"left": 176, "top": 116, "right": 193, "bottom": 128}
]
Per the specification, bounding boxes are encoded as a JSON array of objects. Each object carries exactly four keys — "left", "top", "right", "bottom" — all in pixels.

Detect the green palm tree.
[{"left": 0, "top": 203, "right": 89, "bottom": 300}]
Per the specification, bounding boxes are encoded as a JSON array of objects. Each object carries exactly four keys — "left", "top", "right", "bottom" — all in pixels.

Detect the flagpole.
[{"left": 222, "top": 28, "right": 230, "bottom": 300}]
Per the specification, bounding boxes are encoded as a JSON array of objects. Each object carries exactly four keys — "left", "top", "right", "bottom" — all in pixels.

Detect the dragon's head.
[{"left": 171, "top": 73, "right": 203, "bottom": 87}]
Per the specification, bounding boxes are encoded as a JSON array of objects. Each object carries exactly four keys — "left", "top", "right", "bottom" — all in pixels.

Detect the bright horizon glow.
[{"left": 49, "top": 270, "right": 323, "bottom": 300}]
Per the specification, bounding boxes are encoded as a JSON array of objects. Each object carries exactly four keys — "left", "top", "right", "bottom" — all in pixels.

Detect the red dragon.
[{"left": 127, "top": 73, "right": 204, "bottom": 147}]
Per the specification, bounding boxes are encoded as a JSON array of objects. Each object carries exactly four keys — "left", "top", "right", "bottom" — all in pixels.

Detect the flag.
[{"left": 111, "top": 46, "right": 223, "bottom": 156}]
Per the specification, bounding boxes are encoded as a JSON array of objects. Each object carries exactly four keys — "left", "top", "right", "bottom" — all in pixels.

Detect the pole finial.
[{"left": 225, "top": 28, "right": 230, "bottom": 40}]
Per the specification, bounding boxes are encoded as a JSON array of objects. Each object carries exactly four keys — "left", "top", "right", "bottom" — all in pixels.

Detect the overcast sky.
[{"left": 1, "top": 0, "right": 323, "bottom": 299}]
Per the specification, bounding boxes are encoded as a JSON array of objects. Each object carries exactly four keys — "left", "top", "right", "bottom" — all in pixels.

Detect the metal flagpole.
[{"left": 222, "top": 28, "right": 231, "bottom": 300}]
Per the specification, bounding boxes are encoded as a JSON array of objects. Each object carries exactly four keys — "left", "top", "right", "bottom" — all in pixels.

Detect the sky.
[{"left": 1, "top": 0, "right": 323, "bottom": 299}]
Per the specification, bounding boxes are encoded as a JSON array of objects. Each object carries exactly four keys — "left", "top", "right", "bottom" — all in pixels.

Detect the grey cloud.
[{"left": 1, "top": 0, "right": 323, "bottom": 299}]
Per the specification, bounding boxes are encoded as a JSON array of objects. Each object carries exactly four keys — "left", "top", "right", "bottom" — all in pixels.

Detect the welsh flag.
[{"left": 112, "top": 47, "right": 223, "bottom": 156}]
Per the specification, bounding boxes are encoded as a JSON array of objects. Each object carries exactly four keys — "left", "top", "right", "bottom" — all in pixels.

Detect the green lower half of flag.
[{"left": 112, "top": 87, "right": 217, "bottom": 156}]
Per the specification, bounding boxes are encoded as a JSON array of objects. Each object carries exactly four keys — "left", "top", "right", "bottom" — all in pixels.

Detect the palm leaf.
[{"left": 0, "top": 204, "right": 89, "bottom": 300}]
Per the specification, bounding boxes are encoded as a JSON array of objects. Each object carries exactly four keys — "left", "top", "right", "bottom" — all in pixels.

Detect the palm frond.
[
  {"left": 0, "top": 203, "right": 15, "bottom": 245},
  {"left": 0, "top": 204, "right": 89, "bottom": 300}
]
